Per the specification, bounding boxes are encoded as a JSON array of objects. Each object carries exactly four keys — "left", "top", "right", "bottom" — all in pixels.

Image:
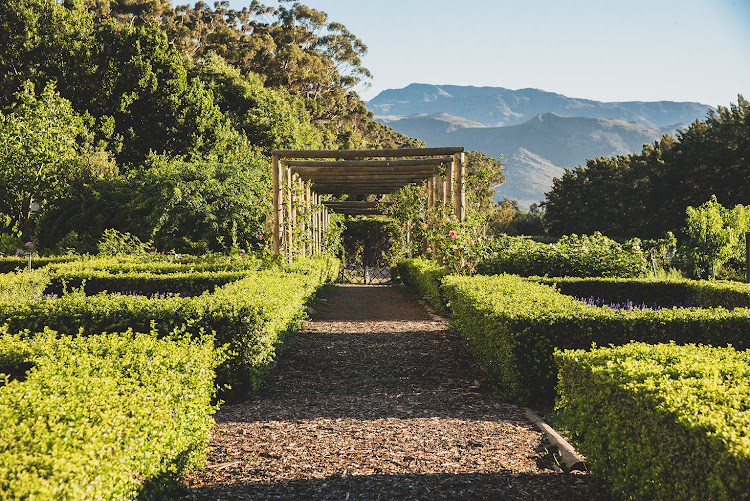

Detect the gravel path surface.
[{"left": 182, "top": 284, "right": 591, "bottom": 500}]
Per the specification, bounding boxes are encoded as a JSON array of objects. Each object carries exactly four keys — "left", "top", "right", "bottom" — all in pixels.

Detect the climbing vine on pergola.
[{"left": 271, "top": 147, "right": 466, "bottom": 260}]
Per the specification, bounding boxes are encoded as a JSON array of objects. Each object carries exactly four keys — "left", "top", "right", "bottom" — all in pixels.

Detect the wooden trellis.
[{"left": 272, "top": 147, "right": 465, "bottom": 260}]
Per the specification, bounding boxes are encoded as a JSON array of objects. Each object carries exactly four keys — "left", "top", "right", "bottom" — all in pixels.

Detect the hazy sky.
[{"left": 227, "top": 0, "right": 750, "bottom": 106}]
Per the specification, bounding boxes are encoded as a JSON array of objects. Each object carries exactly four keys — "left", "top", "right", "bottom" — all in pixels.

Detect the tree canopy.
[{"left": 543, "top": 96, "right": 750, "bottom": 239}]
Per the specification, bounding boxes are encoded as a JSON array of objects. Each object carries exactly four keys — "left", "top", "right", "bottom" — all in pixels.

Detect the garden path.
[{"left": 182, "top": 284, "right": 590, "bottom": 500}]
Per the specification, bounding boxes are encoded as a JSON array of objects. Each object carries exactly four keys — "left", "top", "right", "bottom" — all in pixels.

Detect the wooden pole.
[
  {"left": 453, "top": 152, "right": 465, "bottom": 221},
  {"left": 305, "top": 184, "right": 312, "bottom": 257},
  {"left": 445, "top": 161, "right": 453, "bottom": 207},
  {"left": 286, "top": 168, "right": 294, "bottom": 261},
  {"left": 272, "top": 154, "right": 281, "bottom": 254}
]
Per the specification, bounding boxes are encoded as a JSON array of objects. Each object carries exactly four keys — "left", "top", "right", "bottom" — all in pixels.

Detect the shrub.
[
  {"left": 0, "top": 269, "right": 50, "bottom": 301},
  {"left": 0, "top": 257, "right": 338, "bottom": 397},
  {"left": 441, "top": 273, "right": 750, "bottom": 403},
  {"left": 395, "top": 258, "right": 450, "bottom": 314},
  {"left": 534, "top": 276, "right": 750, "bottom": 309},
  {"left": 476, "top": 232, "right": 648, "bottom": 278},
  {"left": 0, "top": 326, "right": 221, "bottom": 500},
  {"left": 556, "top": 343, "right": 750, "bottom": 501}
]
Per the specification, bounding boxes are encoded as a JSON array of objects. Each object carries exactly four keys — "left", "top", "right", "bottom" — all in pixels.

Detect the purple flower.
[
  {"left": 25, "top": 242, "right": 33, "bottom": 248},
  {"left": 15, "top": 249, "right": 25, "bottom": 256}
]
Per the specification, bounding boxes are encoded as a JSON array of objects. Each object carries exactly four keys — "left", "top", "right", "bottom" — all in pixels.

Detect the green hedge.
[
  {"left": 535, "top": 276, "right": 750, "bottom": 309},
  {"left": 476, "top": 233, "right": 648, "bottom": 278},
  {"left": 45, "top": 254, "right": 264, "bottom": 275},
  {"left": 0, "top": 255, "right": 79, "bottom": 273},
  {"left": 556, "top": 343, "right": 750, "bottom": 501},
  {"left": 395, "top": 258, "right": 450, "bottom": 314},
  {"left": 0, "top": 256, "right": 339, "bottom": 398},
  {"left": 441, "top": 274, "right": 750, "bottom": 403},
  {"left": 0, "top": 269, "right": 50, "bottom": 301},
  {"left": 0, "top": 326, "right": 221, "bottom": 500},
  {"left": 46, "top": 269, "right": 254, "bottom": 297}
]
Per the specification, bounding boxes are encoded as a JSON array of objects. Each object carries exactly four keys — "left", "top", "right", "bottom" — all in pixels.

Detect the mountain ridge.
[
  {"left": 369, "top": 83, "right": 712, "bottom": 127},
  {"left": 368, "top": 84, "right": 712, "bottom": 209}
]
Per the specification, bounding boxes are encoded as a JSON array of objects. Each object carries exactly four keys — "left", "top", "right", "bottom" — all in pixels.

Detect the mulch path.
[{"left": 181, "top": 284, "right": 592, "bottom": 500}]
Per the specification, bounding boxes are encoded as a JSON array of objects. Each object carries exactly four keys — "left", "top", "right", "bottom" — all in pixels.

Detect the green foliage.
[
  {"left": 97, "top": 228, "right": 149, "bottom": 256},
  {"left": 486, "top": 198, "right": 545, "bottom": 236},
  {"left": 538, "top": 276, "right": 750, "bottom": 310},
  {"left": 37, "top": 154, "right": 272, "bottom": 254},
  {"left": 0, "top": 81, "right": 85, "bottom": 238},
  {"left": 476, "top": 232, "right": 649, "bottom": 278},
  {"left": 681, "top": 196, "right": 750, "bottom": 279},
  {"left": 544, "top": 96, "right": 750, "bottom": 239},
  {"left": 191, "top": 53, "right": 322, "bottom": 154},
  {"left": 556, "top": 343, "right": 750, "bottom": 500},
  {"left": 341, "top": 218, "right": 404, "bottom": 268},
  {"left": 0, "top": 326, "right": 221, "bottom": 500},
  {"left": 438, "top": 273, "right": 750, "bottom": 403},
  {"left": 0, "top": 256, "right": 338, "bottom": 397},
  {"left": 395, "top": 258, "right": 450, "bottom": 315},
  {"left": 0, "top": 270, "right": 50, "bottom": 301}
]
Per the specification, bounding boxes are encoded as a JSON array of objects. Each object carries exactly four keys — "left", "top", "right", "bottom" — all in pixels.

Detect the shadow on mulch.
[{"left": 184, "top": 471, "right": 589, "bottom": 500}]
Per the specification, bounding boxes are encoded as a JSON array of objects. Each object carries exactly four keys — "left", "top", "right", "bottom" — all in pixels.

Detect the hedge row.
[
  {"left": 0, "top": 256, "right": 339, "bottom": 398},
  {"left": 45, "top": 254, "right": 264, "bottom": 275},
  {"left": 0, "top": 269, "right": 50, "bottom": 301},
  {"left": 0, "top": 255, "right": 79, "bottom": 273},
  {"left": 535, "top": 276, "right": 750, "bottom": 309},
  {"left": 395, "top": 258, "right": 450, "bottom": 315},
  {"left": 442, "top": 273, "right": 750, "bottom": 402},
  {"left": 46, "top": 269, "right": 254, "bottom": 297},
  {"left": 556, "top": 343, "right": 750, "bottom": 501},
  {"left": 475, "top": 233, "right": 648, "bottom": 278},
  {"left": 0, "top": 326, "right": 221, "bottom": 500}
]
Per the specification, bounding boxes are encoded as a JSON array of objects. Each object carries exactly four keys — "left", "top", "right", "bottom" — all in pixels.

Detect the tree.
[
  {"left": 0, "top": 81, "right": 85, "bottom": 239},
  {"left": 681, "top": 196, "right": 749, "bottom": 279},
  {"left": 465, "top": 150, "right": 505, "bottom": 212}
]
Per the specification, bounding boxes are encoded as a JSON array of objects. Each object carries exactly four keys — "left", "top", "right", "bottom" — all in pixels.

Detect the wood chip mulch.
[{"left": 181, "top": 284, "right": 592, "bottom": 500}]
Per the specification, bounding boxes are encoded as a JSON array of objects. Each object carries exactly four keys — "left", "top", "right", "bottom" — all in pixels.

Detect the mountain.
[
  {"left": 368, "top": 85, "right": 713, "bottom": 209},
  {"left": 376, "top": 111, "right": 683, "bottom": 209},
  {"left": 369, "top": 83, "right": 712, "bottom": 128}
]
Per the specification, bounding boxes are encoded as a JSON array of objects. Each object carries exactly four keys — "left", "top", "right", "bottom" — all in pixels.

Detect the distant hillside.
[
  {"left": 377, "top": 112, "right": 681, "bottom": 208},
  {"left": 369, "top": 83, "right": 712, "bottom": 127}
]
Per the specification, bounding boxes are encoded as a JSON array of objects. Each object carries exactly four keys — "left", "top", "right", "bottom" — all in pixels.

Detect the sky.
[{"left": 227, "top": 0, "right": 750, "bottom": 107}]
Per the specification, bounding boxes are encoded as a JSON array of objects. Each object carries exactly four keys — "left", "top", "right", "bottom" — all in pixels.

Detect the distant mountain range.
[{"left": 368, "top": 84, "right": 713, "bottom": 208}]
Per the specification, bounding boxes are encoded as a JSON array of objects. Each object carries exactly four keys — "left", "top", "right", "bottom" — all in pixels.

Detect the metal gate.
[{"left": 338, "top": 262, "right": 392, "bottom": 284}]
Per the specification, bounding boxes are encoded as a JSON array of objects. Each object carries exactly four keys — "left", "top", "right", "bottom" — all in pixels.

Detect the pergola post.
[
  {"left": 272, "top": 154, "right": 282, "bottom": 254},
  {"left": 445, "top": 161, "right": 453, "bottom": 208},
  {"left": 286, "top": 167, "right": 294, "bottom": 262},
  {"left": 453, "top": 152, "right": 465, "bottom": 221}
]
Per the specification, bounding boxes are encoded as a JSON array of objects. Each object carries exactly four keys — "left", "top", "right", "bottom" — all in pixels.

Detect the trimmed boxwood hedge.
[
  {"left": 0, "top": 256, "right": 340, "bottom": 398},
  {"left": 442, "top": 273, "right": 750, "bottom": 403},
  {"left": 0, "top": 326, "right": 221, "bottom": 500},
  {"left": 395, "top": 258, "right": 450, "bottom": 315},
  {"left": 535, "top": 276, "right": 750, "bottom": 309},
  {"left": 556, "top": 343, "right": 750, "bottom": 501}
]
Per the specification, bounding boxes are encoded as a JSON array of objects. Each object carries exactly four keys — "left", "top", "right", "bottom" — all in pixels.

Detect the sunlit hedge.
[
  {"left": 0, "top": 256, "right": 339, "bottom": 397},
  {"left": 395, "top": 258, "right": 450, "bottom": 314},
  {"left": 476, "top": 233, "right": 648, "bottom": 278},
  {"left": 556, "top": 343, "right": 750, "bottom": 501},
  {"left": 0, "top": 327, "right": 221, "bottom": 500}
]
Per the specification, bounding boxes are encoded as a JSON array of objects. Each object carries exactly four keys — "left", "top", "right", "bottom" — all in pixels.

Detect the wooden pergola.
[{"left": 271, "top": 147, "right": 465, "bottom": 259}]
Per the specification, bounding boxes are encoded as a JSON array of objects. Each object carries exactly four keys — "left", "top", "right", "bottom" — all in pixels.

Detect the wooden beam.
[
  {"left": 273, "top": 147, "right": 464, "bottom": 159},
  {"left": 323, "top": 201, "right": 393, "bottom": 208},
  {"left": 295, "top": 168, "right": 436, "bottom": 178},
  {"left": 285, "top": 158, "right": 452, "bottom": 168}
]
